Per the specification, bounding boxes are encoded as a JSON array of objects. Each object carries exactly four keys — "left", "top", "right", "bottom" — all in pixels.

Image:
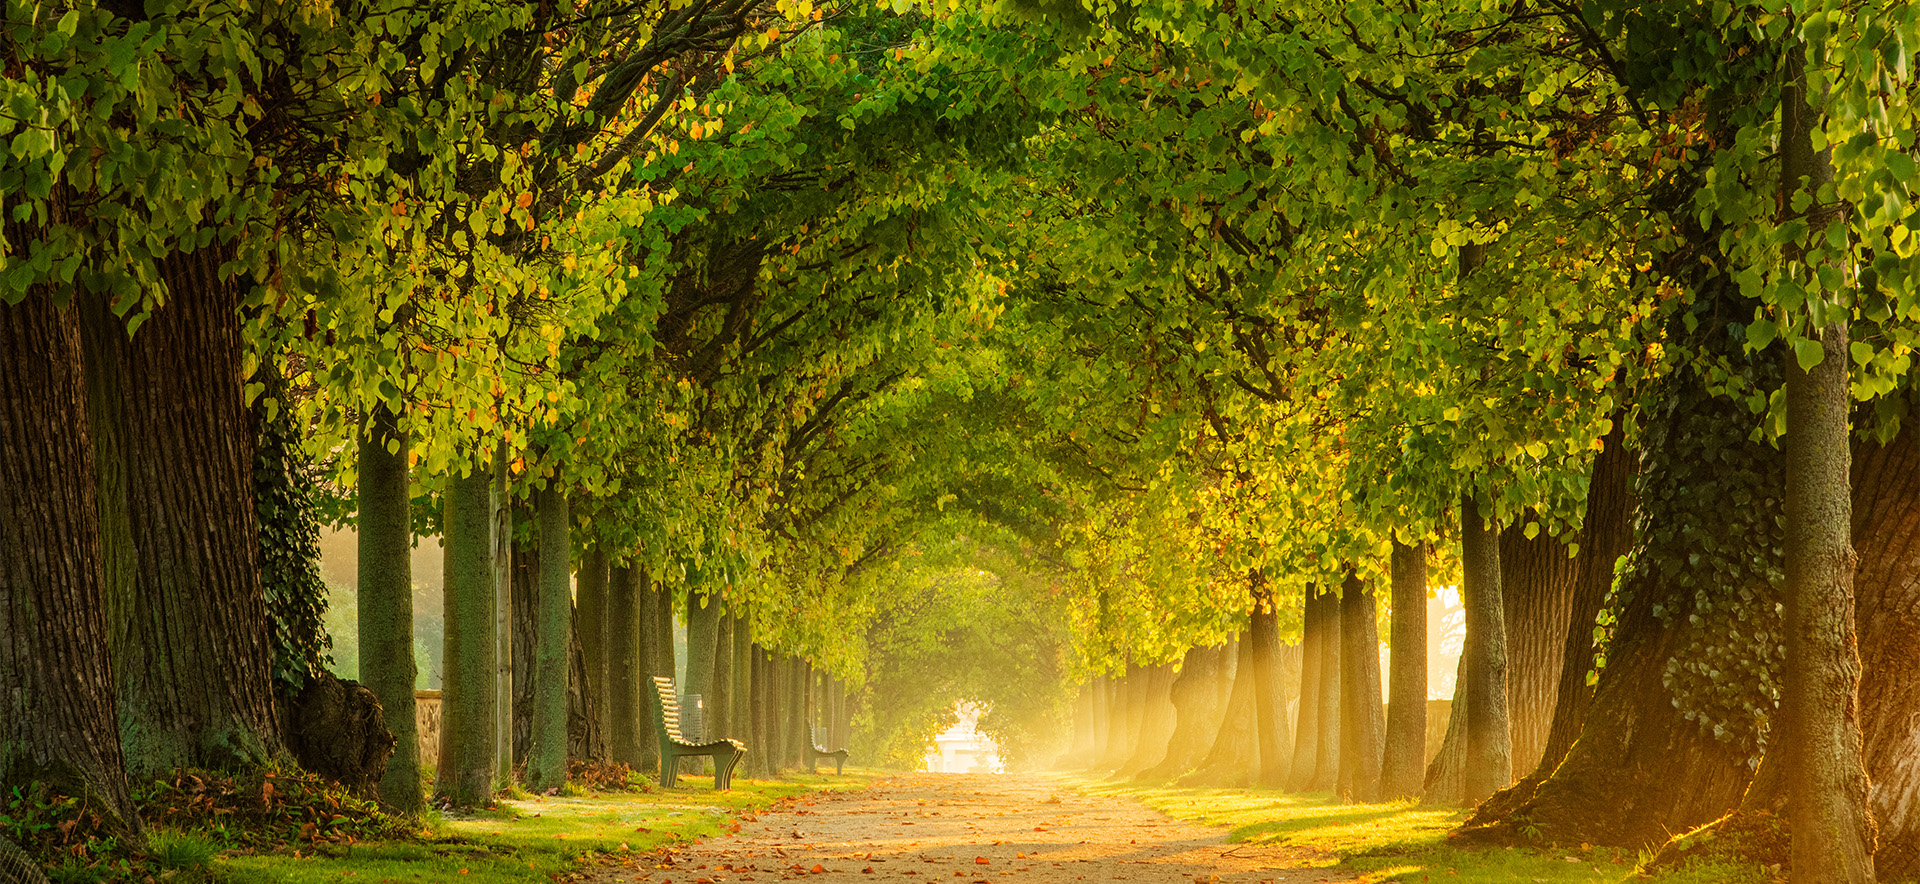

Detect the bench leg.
[
  {"left": 833, "top": 752, "right": 845, "bottom": 776},
  {"left": 715, "top": 747, "right": 745, "bottom": 791},
  {"left": 660, "top": 751, "right": 679, "bottom": 789}
]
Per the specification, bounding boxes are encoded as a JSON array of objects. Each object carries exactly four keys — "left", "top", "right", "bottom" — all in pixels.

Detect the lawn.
[
  {"left": 1062, "top": 777, "right": 1771, "bottom": 884},
  {"left": 207, "top": 772, "right": 870, "bottom": 884}
]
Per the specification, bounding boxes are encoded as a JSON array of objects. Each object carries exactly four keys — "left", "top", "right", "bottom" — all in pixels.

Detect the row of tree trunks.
[
  {"left": 1114, "top": 662, "right": 1177, "bottom": 778},
  {"left": 1136, "top": 644, "right": 1230, "bottom": 781}
]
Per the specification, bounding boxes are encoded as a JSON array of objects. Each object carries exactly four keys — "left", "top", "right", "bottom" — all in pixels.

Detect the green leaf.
[{"left": 1794, "top": 337, "right": 1826, "bottom": 371}]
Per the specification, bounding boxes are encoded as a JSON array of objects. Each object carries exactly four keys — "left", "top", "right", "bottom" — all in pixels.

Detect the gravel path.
[{"left": 584, "top": 772, "right": 1355, "bottom": 884}]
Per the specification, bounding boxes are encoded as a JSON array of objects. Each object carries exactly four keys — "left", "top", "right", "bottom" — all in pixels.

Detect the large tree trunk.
[
  {"left": 0, "top": 294, "right": 139, "bottom": 833},
  {"left": 1250, "top": 586, "right": 1294, "bottom": 788},
  {"left": 1309, "top": 584, "right": 1343, "bottom": 791},
  {"left": 437, "top": 463, "right": 498, "bottom": 807},
  {"left": 490, "top": 447, "right": 514, "bottom": 787},
  {"left": 1467, "top": 422, "right": 1637, "bottom": 822},
  {"left": 510, "top": 524, "right": 536, "bottom": 767},
  {"left": 1495, "top": 519, "right": 1581, "bottom": 780},
  {"left": 566, "top": 603, "right": 604, "bottom": 763},
  {"left": 1853, "top": 429, "right": 1920, "bottom": 880},
  {"left": 1087, "top": 675, "right": 1110, "bottom": 769},
  {"left": 526, "top": 486, "right": 571, "bottom": 791},
  {"left": 574, "top": 543, "right": 610, "bottom": 763},
  {"left": 1382, "top": 540, "right": 1428, "bottom": 800},
  {"left": 1288, "top": 590, "right": 1326, "bottom": 791},
  {"left": 1187, "top": 635, "right": 1260, "bottom": 786},
  {"left": 1137, "top": 644, "right": 1230, "bottom": 781},
  {"left": 713, "top": 609, "right": 735, "bottom": 740},
  {"left": 106, "top": 247, "right": 282, "bottom": 779},
  {"left": 1460, "top": 372, "right": 1779, "bottom": 845},
  {"left": 607, "top": 563, "right": 657, "bottom": 774},
  {"left": 1339, "top": 570, "right": 1385, "bottom": 802},
  {"left": 357, "top": 406, "right": 421, "bottom": 813},
  {"left": 1116, "top": 663, "right": 1177, "bottom": 777},
  {"left": 1459, "top": 494, "right": 1513, "bottom": 804}
]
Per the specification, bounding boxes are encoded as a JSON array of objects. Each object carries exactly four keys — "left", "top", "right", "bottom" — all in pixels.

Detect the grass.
[
  {"left": 1059, "top": 776, "right": 1770, "bottom": 884},
  {"left": 209, "top": 771, "right": 871, "bottom": 884}
]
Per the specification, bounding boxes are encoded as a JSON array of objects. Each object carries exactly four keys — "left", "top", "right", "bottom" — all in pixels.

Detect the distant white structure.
[{"left": 924, "top": 703, "right": 1003, "bottom": 773}]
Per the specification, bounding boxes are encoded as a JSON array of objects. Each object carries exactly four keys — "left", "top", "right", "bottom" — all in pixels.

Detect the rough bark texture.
[
  {"left": 1424, "top": 644, "right": 1472, "bottom": 802},
  {"left": 566, "top": 605, "right": 604, "bottom": 763},
  {"left": 574, "top": 544, "right": 610, "bottom": 763},
  {"left": 109, "top": 246, "right": 282, "bottom": 779},
  {"left": 1382, "top": 540, "right": 1428, "bottom": 800},
  {"left": 1116, "top": 663, "right": 1177, "bottom": 778},
  {"left": 1467, "top": 423, "right": 1637, "bottom": 823},
  {"left": 713, "top": 610, "right": 735, "bottom": 740},
  {"left": 527, "top": 487, "right": 571, "bottom": 791},
  {"left": 1782, "top": 318, "right": 1873, "bottom": 884},
  {"left": 1459, "top": 495, "right": 1513, "bottom": 804},
  {"left": 607, "top": 563, "right": 656, "bottom": 773},
  {"left": 357, "top": 406, "right": 421, "bottom": 813},
  {"left": 1137, "top": 644, "right": 1230, "bottom": 781},
  {"left": 1250, "top": 588, "right": 1293, "bottom": 788},
  {"left": 1339, "top": 571, "right": 1385, "bottom": 802},
  {"left": 490, "top": 448, "right": 513, "bottom": 786},
  {"left": 1288, "top": 591, "right": 1325, "bottom": 792},
  {"left": 0, "top": 294, "right": 139, "bottom": 833},
  {"left": 437, "top": 465, "right": 498, "bottom": 807},
  {"left": 286, "top": 673, "right": 394, "bottom": 799},
  {"left": 1310, "top": 585, "right": 1343, "bottom": 792},
  {"left": 1495, "top": 519, "right": 1581, "bottom": 779},
  {"left": 510, "top": 527, "right": 537, "bottom": 767},
  {"left": 1852, "top": 430, "right": 1920, "bottom": 878},
  {"left": 1461, "top": 371, "right": 1780, "bottom": 846},
  {"left": 1187, "top": 636, "right": 1260, "bottom": 786}
]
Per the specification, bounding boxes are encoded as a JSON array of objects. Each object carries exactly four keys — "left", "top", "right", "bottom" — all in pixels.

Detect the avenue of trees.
[{"left": 3, "top": 1, "right": 1919, "bottom": 883}]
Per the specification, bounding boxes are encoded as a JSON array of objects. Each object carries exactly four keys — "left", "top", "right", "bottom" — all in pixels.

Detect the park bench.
[
  {"left": 649, "top": 676, "right": 746, "bottom": 789},
  {"left": 808, "top": 724, "right": 849, "bottom": 774}
]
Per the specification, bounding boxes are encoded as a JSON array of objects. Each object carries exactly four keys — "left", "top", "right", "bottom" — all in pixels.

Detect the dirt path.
[{"left": 585, "top": 773, "right": 1356, "bottom": 884}]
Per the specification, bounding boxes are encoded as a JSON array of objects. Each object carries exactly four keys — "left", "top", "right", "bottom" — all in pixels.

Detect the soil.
[{"left": 584, "top": 772, "right": 1357, "bottom": 884}]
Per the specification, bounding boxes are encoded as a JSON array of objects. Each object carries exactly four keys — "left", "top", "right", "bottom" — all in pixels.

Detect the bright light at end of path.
[{"left": 923, "top": 702, "right": 1004, "bottom": 773}]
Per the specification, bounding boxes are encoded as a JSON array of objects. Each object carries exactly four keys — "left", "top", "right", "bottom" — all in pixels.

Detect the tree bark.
[
  {"left": 685, "top": 590, "right": 721, "bottom": 740},
  {"left": 1116, "top": 662, "right": 1177, "bottom": 778},
  {"left": 357, "top": 406, "right": 420, "bottom": 813},
  {"left": 1250, "top": 583, "right": 1293, "bottom": 788},
  {"left": 437, "top": 463, "right": 498, "bottom": 807},
  {"left": 1137, "top": 644, "right": 1230, "bottom": 781},
  {"left": 1310, "top": 584, "right": 1343, "bottom": 792},
  {"left": 0, "top": 294, "right": 139, "bottom": 833},
  {"left": 1339, "top": 569, "right": 1385, "bottom": 802},
  {"left": 1382, "top": 540, "right": 1428, "bottom": 800},
  {"left": 491, "top": 447, "right": 513, "bottom": 786},
  {"left": 574, "top": 543, "right": 610, "bottom": 763},
  {"left": 1187, "top": 636, "right": 1260, "bottom": 786},
  {"left": 1459, "top": 372, "right": 1779, "bottom": 845},
  {"left": 1852, "top": 430, "right": 1920, "bottom": 880},
  {"left": 527, "top": 486, "right": 570, "bottom": 791},
  {"left": 107, "top": 246, "right": 281, "bottom": 779},
  {"left": 1461, "top": 494, "right": 1513, "bottom": 804},
  {"left": 607, "top": 563, "right": 656, "bottom": 774},
  {"left": 1288, "top": 590, "right": 1325, "bottom": 792},
  {"left": 510, "top": 523, "right": 536, "bottom": 767},
  {"left": 713, "top": 608, "right": 735, "bottom": 741},
  {"left": 1495, "top": 519, "right": 1581, "bottom": 779},
  {"left": 566, "top": 602, "right": 604, "bottom": 763},
  {"left": 1087, "top": 675, "right": 1110, "bottom": 769},
  {"left": 1467, "top": 420, "right": 1637, "bottom": 823}
]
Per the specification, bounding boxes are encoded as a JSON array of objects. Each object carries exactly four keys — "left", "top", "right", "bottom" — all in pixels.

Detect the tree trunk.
[
  {"left": 713, "top": 609, "right": 735, "bottom": 741},
  {"left": 566, "top": 602, "right": 604, "bottom": 763},
  {"left": 1382, "top": 540, "right": 1428, "bottom": 800},
  {"left": 437, "top": 464, "right": 498, "bottom": 807},
  {"left": 1288, "top": 590, "right": 1325, "bottom": 791},
  {"left": 1087, "top": 675, "right": 1110, "bottom": 769},
  {"left": 1460, "top": 494, "right": 1513, "bottom": 804},
  {"left": 358, "top": 406, "right": 420, "bottom": 813},
  {"left": 0, "top": 293, "right": 139, "bottom": 833},
  {"left": 649, "top": 575, "right": 675, "bottom": 681},
  {"left": 1251, "top": 584, "right": 1293, "bottom": 788},
  {"left": 1468, "top": 420, "right": 1637, "bottom": 823},
  {"left": 1339, "top": 569, "right": 1385, "bottom": 802},
  {"left": 527, "top": 486, "right": 570, "bottom": 791},
  {"left": 754, "top": 646, "right": 779, "bottom": 776},
  {"left": 574, "top": 543, "right": 610, "bottom": 763},
  {"left": 1496, "top": 519, "right": 1581, "bottom": 780},
  {"left": 1116, "top": 662, "right": 1177, "bottom": 777},
  {"left": 1137, "top": 644, "right": 1230, "bottom": 781},
  {"left": 1459, "top": 372, "right": 1779, "bottom": 846},
  {"left": 607, "top": 563, "right": 657, "bottom": 774},
  {"left": 107, "top": 246, "right": 281, "bottom": 779},
  {"left": 731, "top": 614, "right": 753, "bottom": 749},
  {"left": 789, "top": 657, "right": 811, "bottom": 769},
  {"left": 510, "top": 524, "right": 536, "bottom": 767},
  {"left": 1187, "top": 636, "right": 1260, "bottom": 786},
  {"left": 685, "top": 591, "right": 721, "bottom": 740},
  {"left": 491, "top": 446, "right": 513, "bottom": 786},
  {"left": 1424, "top": 646, "right": 1473, "bottom": 802},
  {"left": 1310, "top": 584, "right": 1343, "bottom": 792},
  {"left": 1852, "top": 429, "right": 1920, "bottom": 880}
]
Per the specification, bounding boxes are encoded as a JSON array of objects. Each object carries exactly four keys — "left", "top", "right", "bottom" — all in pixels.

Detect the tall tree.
[
  {"left": 438, "top": 464, "right": 498, "bottom": 807},
  {"left": 358, "top": 406, "right": 420, "bottom": 813},
  {"left": 527, "top": 486, "right": 572, "bottom": 791},
  {"left": 1380, "top": 541, "right": 1428, "bottom": 799},
  {"left": 1338, "top": 570, "right": 1384, "bottom": 802}
]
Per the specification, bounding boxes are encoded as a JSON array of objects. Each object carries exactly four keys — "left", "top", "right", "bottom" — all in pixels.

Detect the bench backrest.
[
  {"left": 681, "top": 694, "right": 706, "bottom": 743},
  {"left": 651, "top": 676, "right": 685, "bottom": 742},
  {"left": 812, "top": 724, "right": 833, "bottom": 749}
]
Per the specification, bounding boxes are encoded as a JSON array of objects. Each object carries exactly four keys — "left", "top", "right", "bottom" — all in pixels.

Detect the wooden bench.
[
  {"left": 649, "top": 676, "right": 746, "bottom": 789},
  {"left": 808, "top": 724, "right": 849, "bottom": 774}
]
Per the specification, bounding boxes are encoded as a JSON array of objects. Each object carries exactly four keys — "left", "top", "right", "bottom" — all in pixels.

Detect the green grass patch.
[
  {"left": 1056, "top": 775, "right": 1768, "bottom": 884},
  {"left": 211, "top": 771, "right": 871, "bottom": 884}
]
